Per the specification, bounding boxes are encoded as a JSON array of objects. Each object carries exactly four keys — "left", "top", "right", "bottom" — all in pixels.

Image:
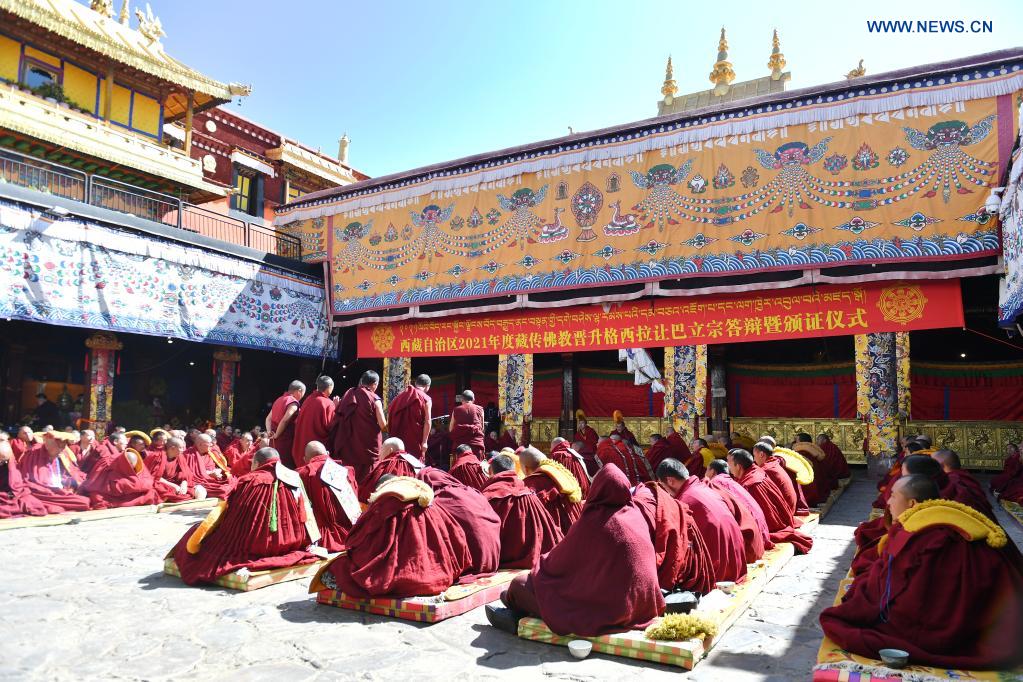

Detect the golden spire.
[
  {"left": 661, "top": 55, "right": 679, "bottom": 99},
  {"left": 90, "top": 0, "right": 113, "bottom": 18},
  {"left": 118, "top": 0, "right": 129, "bottom": 24},
  {"left": 846, "top": 59, "right": 866, "bottom": 80},
  {"left": 709, "top": 27, "right": 736, "bottom": 95},
  {"left": 767, "top": 29, "right": 786, "bottom": 80}
]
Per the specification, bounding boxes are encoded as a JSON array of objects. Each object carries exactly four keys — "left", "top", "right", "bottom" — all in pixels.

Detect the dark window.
[
  {"left": 230, "top": 164, "right": 264, "bottom": 217},
  {"left": 23, "top": 64, "right": 58, "bottom": 89}
]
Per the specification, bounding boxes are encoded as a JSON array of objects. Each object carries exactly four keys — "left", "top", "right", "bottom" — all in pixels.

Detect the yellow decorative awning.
[{"left": 266, "top": 141, "right": 357, "bottom": 187}]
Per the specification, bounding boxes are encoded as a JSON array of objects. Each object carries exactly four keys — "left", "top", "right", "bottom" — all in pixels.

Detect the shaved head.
[
  {"left": 304, "top": 440, "right": 328, "bottom": 462},
  {"left": 932, "top": 449, "right": 961, "bottom": 471},
  {"left": 519, "top": 446, "right": 545, "bottom": 472},
  {"left": 902, "top": 454, "right": 941, "bottom": 478},
  {"left": 381, "top": 437, "right": 405, "bottom": 456},
  {"left": 489, "top": 454, "right": 516, "bottom": 475},
  {"left": 253, "top": 447, "right": 280, "bottom": 466}
]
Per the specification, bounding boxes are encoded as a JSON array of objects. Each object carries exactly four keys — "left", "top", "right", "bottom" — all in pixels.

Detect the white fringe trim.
[{"left": 276, "top": 73, "right": 1023, "bottom": 226}]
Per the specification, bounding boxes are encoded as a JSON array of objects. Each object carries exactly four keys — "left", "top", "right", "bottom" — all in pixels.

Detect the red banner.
[{"left": 358, "top": 280, "right": 963, "bottom": 358}]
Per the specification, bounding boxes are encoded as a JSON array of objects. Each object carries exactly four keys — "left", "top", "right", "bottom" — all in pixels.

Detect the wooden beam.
[
  {"left": 183, "top": 91, "right": 194, "bottom": 154},
  {"left": 103, "top": 63, "right": 114, "bottom": 122}
]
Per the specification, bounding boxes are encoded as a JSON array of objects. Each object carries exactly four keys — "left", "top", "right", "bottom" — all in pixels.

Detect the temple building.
[
  {"left": 0, "top": 0, "right": 360, "bottom": 432},
  {"left": 275, "top": 41, "right": 1023, "bottom": 471}
]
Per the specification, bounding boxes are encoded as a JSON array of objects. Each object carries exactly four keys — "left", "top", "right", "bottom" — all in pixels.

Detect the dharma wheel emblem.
[
  {"left": 877, "top": 285, "right": 927, "bottom": 325},
  {"left": 371, "top": 326, "right": 395, "bottom": 354}
]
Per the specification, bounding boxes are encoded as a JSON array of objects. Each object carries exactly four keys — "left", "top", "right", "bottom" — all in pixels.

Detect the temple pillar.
[
  {"left": 499, "top": 353, "right": 533, "bottom": 446},
  {"left": 382, "top": 356, "right": 411, "bottom": 411},
  {"left": 558, "top": 352, "right": 576, "bottom": 440},
  {"left": 895, "top": 332, "right": 911, "bottom": 421},
  {"left": 183, "top": 90, "right": 194, "bottom": 155},
  {"left": 1, "top": 343, "right": 27, "bottom": 425},
  {"left": 455, "top": 357, "right": 471, "bottom": 392},
  {"left": 210, "top": 347, "right": 241, "bottom": 426},
  {"left": 84, "top": 332, "right": 123, "bottom": 438},
  {"left": 855, "top": 333, "right": 899, "bottom": 472},
  {"left": 663, "top": 345, "right": 708, "bottom": 441},
  {"left": 709, "top": 347, "right": 727, "bottom": 436}
]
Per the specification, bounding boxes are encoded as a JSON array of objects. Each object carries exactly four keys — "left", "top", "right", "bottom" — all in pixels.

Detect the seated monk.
[
  {"left": 71, "top": 429, "right": 101, "bottom": 474},
  {"left": 572, "top": 439, "right": 601, "bottom": 478},
  {"left": 298, "top": 441, "right": 361, "bottom": 552},
  {"left": 521, "top": 446, "right": 583, "bottom": 533},
  {"left": 20, "top": 432, "right": 90, "bottom": 512},
  {"left": 359, "top": 437, "right": 424, "bottom": 503},
  {"left": 705, "top": 459, "right": 773, "bottom": 554},
  {"left": 687, "top": 438, "right": 714, "bottom": 478},
  {"left": 0, "top": 440, "right": 58, "bottom": 517},
  {"left": 418, "top": 467, "right": 502, "bottom": 576},
  {"left": 656, "top": 458, "right": 747, "bottom": 582},
  {"left": 573, "top": 410, "right": 599, "bottom": 454},
  {"left": 632, "top": 480, "right": 716, "bottom": 595},
  {"left": 992, "top": 442, "right": 1022, "bottom": 496},
  {"left": 312, "top": 474, "right": 472, "bottom": 598},
  {"left": 425, "top": 426, "right": 452, "bottom": 470},
  {"left": 792, "top": 433, "right": 836, "bottom": 507},
  {"left": 172, "top": 447, "right": 321, "bottom": 586},
  {"left": 549, "top": 437, "right": 590, "bottom": 497},
  {"left": 482, "top": 454, "right": 563, "bottom": 569},
  {"left": 10, "top": 426, "right": 34, "bottom": 461},
  {"left": 488, "top": 464, "right": 664, "bottom": 637},
  {"left": 644, "top": 434, "right": 674, "bottom": 473},
  {"left": 597, "top": 434, "right": 653, "bottom": 486},
  {"left": 730, "top": 432, "right": 756, "bottom": 452},
  {"left": 934, "top": 449, "right": 996, "bottom": 520},
  {"left": 608, "top": 411, "right": 638, "bottom": 447},
  {"left": 821, "top": 474, "right": 1023, "bottom": 669},
  {"left": 728, "top": 449, "right": 812, "bottom": 554},
  {"left": 753, "top": 441, "right": 808, "bottom": 521},
  {"left": 177, "top": 433, "right": 234, "bottom": 499},
  {"left": 704, "top": 435, "right": 730, "bottom": 462},
  {"left": 226, "top": 432, "right": 256, "bottom": 476},
  {"left": 816, "top": 433, "right": 850, "bottom": 481},
  {"left": 85, "top": 435, "right": 166, "bottom": 508},
  {"left": 448, "top": 444, "right": 488, "bottom": 491},
  {"left": 148, "top": 436, "right": 202, "bottom": 502}
]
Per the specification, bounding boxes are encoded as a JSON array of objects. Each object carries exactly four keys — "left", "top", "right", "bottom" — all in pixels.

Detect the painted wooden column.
[
  {"left": 211, "top": 347, "right": 241, "bottom": 426},
  {"left": 103, "top": 64, "right": 115, "bottom": 122},
  {"left": 663, "top": 345, "right": 708, "bottom": 441},
  {"left": 183, "top": 91, "right": 195, "bottom": 155},
  {"left": 709, "top": 346, "right": 727, "bottom": 436},
  {"left": 499, "top": 353, "right": 533, "bottom": 445},
  {"left": 855, "top": 333, "right": 899, "bottom": 465},
  {"left": 84, "top": 332, "right": 122, "bottom": 438},
  {"left": 454, "top": 357, "right": 471, "bottom": 393},
  {"left": 382, "top": 356, "right": 411, "bottom": 411},
  {"left": 558, "top": 352, "right": 576, "bottom": 440},
  {"left": 895, "top": 332, "right": 911, "bottom": 420}
]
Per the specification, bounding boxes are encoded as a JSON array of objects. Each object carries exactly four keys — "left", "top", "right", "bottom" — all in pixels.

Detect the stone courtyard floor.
[{"left": 1, "top": 473, "right": 1019, "bottom": 681}]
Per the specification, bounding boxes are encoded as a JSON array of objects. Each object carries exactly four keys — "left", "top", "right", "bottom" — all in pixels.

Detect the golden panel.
[
  {"left": 62, "top": 62, "right": 98, "bottom": 113},
  {"left": 131, "top": 92, "right": 160, "bottom": 136},
  {"left": 0, "top": 34, "right": 19, "bottom": 82}
]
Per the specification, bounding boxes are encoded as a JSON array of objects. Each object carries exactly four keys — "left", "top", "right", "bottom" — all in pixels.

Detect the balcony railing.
[{"left": 0, "top": 149, "right": 301, "bottom": 260}]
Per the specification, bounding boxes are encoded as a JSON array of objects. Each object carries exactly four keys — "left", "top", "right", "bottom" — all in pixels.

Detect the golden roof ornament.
[
  {"left": 767, "top": 29, "right": 786, "bottom": 80},
  {"left": 709, "top": 27, "right": 736, "bottom": 95},
  {"left": 846, "top": 59, "right": 866, "bottom": 80},
  {"left": 90, "top": 0, "right": 114, "bottom": 18},
  {"left": 661, "top": 55, "right": 679, "bottom": 100},
  {"left": 119, "top": 0, "right": 130, "bottom": 25},
  {"left": 135, "top": 3, "right": 165, "bottom": 44}
]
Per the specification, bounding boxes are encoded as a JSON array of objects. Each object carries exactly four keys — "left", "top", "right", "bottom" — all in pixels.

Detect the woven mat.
[{"left": 163, "top": 555, "right": 325, "bottom": 591}]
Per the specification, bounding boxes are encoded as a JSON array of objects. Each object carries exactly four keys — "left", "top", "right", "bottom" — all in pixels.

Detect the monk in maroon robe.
[
  {"left": 330, "top": 372, "right": 386, "bottom": 482},
  {"left": 609, "top": 414, "right": 638, "bottom": 447},
  {"left": 387, "top": 375, "right": 432, "bottom": 460},
  {"left": 705, "top": 460, "right": 773, "bottom": 552},
  {"left": 426, "top": 427, "right": 452, "bottom": 470},
  {"left": 294, "top": 376, "right": 338, "bottom": 466},
  {"left": 496, "top": 428, "right": 519, "bottom": 451},
  {"left": 20, "top": 435, "right": 90, "bottom": 512},
  {"left": 172, "top": 447, "right": 321, "bottom": 585},
  {"left": 644, "top": 434, "right": 674, "bottom": 473},
  {"left": 358, "top": 437, "right": 423, "bottom": 503},
  {"left": 10, "top": 426, "right": 34, "bottom": 462},
  {"left": 821, "top": 475, "right": 1023, "bottom": 669},
  {"left": 597, "top": 436, "right": 652, "bottom": 486},
  {"left": 312, "top": 474, "right": 472, "bottom": 598},
  {"left": 492, "top": 464, "right": 664, "bottom": 637},
  {"left": 483, "top": 455, "right": 563, "bottom": 569},
  {"left": 633, "top": 481, "right": 716, "bottom": 594},
  {"left": 70, "top": 430, "right": 101, "bottom": 474},
  {"left": 449, "top": 390, "right": 485, "bottom": 456},
  {"left": 521, "top": 447, "right": 582, "bottom": 533},
  {"left": 549, "top": 438, "right": 590, "bottom": 497},
  {"left": 178, "top": 434, "right": 234, "bottom": 499},
  {"left": 146, "top": 436, "right": 196, "bottom": 502},
  {"left": 992, "top": 443, "right": 1022, "bottom": 495},
  {"left": 572, "top": 440, "right": 601, "bottom": 477},
  {"left": 86, "top": 447, "right": 164, "bottom": 509},
  {"left": 298, "top": 441, "right": 360, "bottom": 552},
  {"left": 754, "top": 442, "right": 806, "bottom": 520},
  {"left": 265, "top": 381, "right": 305, "bottom": 468},
  {"left": 449, "top": 444, "right": 488, "bottom": 491},
  {"left": 656, "top": 458, "right": 747, "bottom": 582},
  {"left": 933, "top": 449, "right": 996, "bottom": 520},
  {"left": 418, "top": 467, "right": 501, "bottom": 576},
  {"left": 573, "top": 411, "right": 598, "bottom": 453},
  {"left": 729, "top": 449, "right": 812, "bottom": 554},
  {"left": 0, "top": 440, "right": 57, "bottom": 517},
  {"left": 816, "top": 433, "right": 850, "bottom": 480},
  {"left": 793, "top": 435, "right": 836, "bottom": 507}
]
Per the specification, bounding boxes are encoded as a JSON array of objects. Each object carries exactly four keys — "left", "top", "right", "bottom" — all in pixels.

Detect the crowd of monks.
[{"left": 3, "top": 370, "right": 1023, "bottom": 671}]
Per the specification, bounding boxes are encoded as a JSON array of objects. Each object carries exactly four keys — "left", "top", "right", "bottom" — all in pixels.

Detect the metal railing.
[{"left": 0, "top": 148, "right": 302, "bottom": 259}]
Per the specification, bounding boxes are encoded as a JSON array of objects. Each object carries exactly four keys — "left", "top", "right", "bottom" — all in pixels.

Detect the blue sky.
[{"left": 143, "top": 0, "right": 1022, "bottom": 178}]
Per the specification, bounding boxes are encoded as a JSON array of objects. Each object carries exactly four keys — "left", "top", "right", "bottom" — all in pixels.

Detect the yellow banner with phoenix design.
[{"left": 285, "top": 93, "right": 1014, "bottom": 316}]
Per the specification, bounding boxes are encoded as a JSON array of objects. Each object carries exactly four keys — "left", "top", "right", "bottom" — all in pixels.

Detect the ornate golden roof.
[{"left": 0, "top": 0, "right": 249, "bottom": 117}]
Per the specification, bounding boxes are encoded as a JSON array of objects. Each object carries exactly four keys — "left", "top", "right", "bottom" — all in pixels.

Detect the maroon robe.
[
  {"left": 942, "top": 469, "right": 996, "bottom": 520},
  {"left": 644, "top": 438, "right": 674, "bottom": 473},
  {"left": 633, "top": 482, "right": 716, "bottom": 594},
  {"left": 418, "top": 468, "right": 501, "bottom": 576},
  {"left": 293, "top": 393, "right": 337, "bottom": 466},
  {"left": 448, "top": 449, "right": 488, "bottom": 491},
  {"left": 736, "top": 466, "right": 812, "bottom": 554},
  {"left": 358, "top": 452, "right": 420, "bottom": 503},
  {"left": 496, "top": 431, "right": 518, "bottom": 451},
  {"left": 575, "top": 441, "right": 601, "bottom": 477},
  {"left": 172, "top": 462, "right": 318, "bottom": 585},
  {"left": 522, "top": 464, "right": 664, "bottom": 637},
  {"left": 19, "top": 444, "right": 90, "bottom": 512},
  {"left": 549, "top": 441, "right": 590, "bottom": 497},
  {"left": 597, "top": 439, "right": 652, "bottom": 486},
  {"left": 330, "top": 386, "right": 382, "bottom": 482},
  {"left": 269, "top": 393, "right": 300, "bottom": 468},
  {"left": 675, "top": 476, "right": 747, "bottom": 582},
  {"left": 426, "top": 430, "right": 452, "bottom": 470},
  {"left": 708, "top": 473, "right": 773, "bottom": 551},
  {"left": 711, "top": 482, "right": 767, "bottom": 563},
  {"left": 524, "top": 468, "right": 582, "bottom": 533},
  {"left": 71, "top": 443, "right": 102, "bottom": 474},
  {"left": 0, "top": 457, "right": 57, "bottom": 517},
  {"left": 10, "top": 437, "right": 29, "bottom": 462},
  {"left": 763, "top": 456, "right": 807, "bottom": 520},
  {"left": 387, "top": 386, "right": 431, "bottom": 460},
  {"left": 86, "top": 452, "right": 163, "bottom": 509},
  {"left": 482, "top": 471, "right": 563, "bottom": 569},
  {"left": 298, "top": 454, "right": 359, "bottom": 552},
  {"left": 230, "top": 446, "right": 257, "bottom": 477},
  {"left": 573, "top": 424, "right": 598, "bottom": 453},
  {"left": 144, "top": 449, "right": 190, "bottom": 503},
  {"left": 992, "top": 450, "right": 1022, "bottom": 494},
  {"left": 665, "top": 432, "right": 693, "bottom": 466},
  {"left": 177, "top": 448, "right": 234, "bottom": 498},
  {"left": 821, "top": 517, "right": 1023, "bottom": 669},
  {"left": 319, "top": 480, "right": 472, "bottom": 598},
  {"left": 450, "top": 403, "right": 485, "bottom": 456},
  {"left": 818, "top": 439, "right": 851, "bottom": 480}
]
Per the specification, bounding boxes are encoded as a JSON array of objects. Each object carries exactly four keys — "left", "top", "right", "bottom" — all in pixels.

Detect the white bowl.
[
  {"left": 568, "top": 639, "right": 592, "bottom": 659},
  {"left": 715, "top": 581, "right": 736, "bottom": 594},
  {"left": 879, "top": 648, "right": 909, "bottom": 668}
]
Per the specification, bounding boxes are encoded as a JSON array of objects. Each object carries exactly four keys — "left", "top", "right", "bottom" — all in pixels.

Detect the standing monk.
[
  {"left": 331, "top": 371, "right": 386, "bottom": 481},
  {"left": 449, "top": 390, "right": 485, "bottom": 456},
  {"left": 293, "top": 376, "right": 338, "bottom": 466},
  {"left": 573, "top": 410, "right": 598, "bottom": 453},
  {"left": 266, "top": 381, "right": 306, "bottom": 468},
  {"left": 387, "top": 374, "right": 432, "bottom": 461}
]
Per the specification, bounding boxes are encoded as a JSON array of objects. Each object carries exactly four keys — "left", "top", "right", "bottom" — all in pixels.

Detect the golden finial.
[
  {"left": 767, "top": 29, "right": 786, "bottom": 80},
  {"left": 846, "top": 59, "right": 866, "bottom": 80},
  {"left": 709, "top": 27, "right": 736, "bottom": 95},
  {"left": 90, "top": 0, "right": 114, "bottom": 18},
  {"left": 118, "top": 0, "right": 130, "bottom": 24},
  {"left": 661, "top": 55, "right": 679, "bottom": 99},
  {"left": 134, "top": 3, "right": 165, "bottom": 44}
]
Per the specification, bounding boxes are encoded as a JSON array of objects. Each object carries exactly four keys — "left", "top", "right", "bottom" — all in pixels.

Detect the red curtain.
[
  {"left": 728, "top": 366, "right": 856, "bottom": 419},
  {"left": 578, "top": 370, "right": 664, "bottom": 419}
]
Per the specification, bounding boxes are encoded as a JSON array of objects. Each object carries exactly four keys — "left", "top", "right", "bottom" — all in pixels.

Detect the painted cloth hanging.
[
  {"left": 895, "top": 332, "right": 911, "bottom": 419},
  {"left": 855, "top": 333, "right": 898, "bottom": 456},
  {"left": 663, "top": 345, "right": 707, "bottom": 439},
  {"left": 498, "top": 354, "right": 533, "bottom": 426},
  {"left": 382, "top": 356, "right": 412, "bottom": 411}
]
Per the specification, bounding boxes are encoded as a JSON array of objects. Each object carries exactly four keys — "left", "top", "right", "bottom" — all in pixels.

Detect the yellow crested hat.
[
  {"left": 124, "top": 430, "right": 152, "bottom": 447},
  {"left": 149, "top": 428, "right": 169, "bottom": 439},
  {"left": 575, "top": 409, "right": 586, "bottom": 421},
  {"left": 613, "top": 409, "right": 624, "bottom": 424},
  {"left": 35, "top": 430, "right": 75, "bottom": 443}
]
